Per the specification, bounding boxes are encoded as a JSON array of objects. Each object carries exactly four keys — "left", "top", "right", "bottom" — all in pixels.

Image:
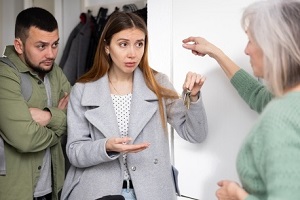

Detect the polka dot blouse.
[{"left": 111, "top": 93, "right": 132, "bottom": 181}]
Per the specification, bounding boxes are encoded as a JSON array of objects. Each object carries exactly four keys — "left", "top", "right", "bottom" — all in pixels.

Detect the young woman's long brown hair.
[{"left": 78, "top": 12, "right": 179, "bottom": 129}]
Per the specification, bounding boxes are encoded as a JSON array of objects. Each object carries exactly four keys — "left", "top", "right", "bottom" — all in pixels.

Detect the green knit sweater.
[{"left": 231, "top": 69, "right": 300, "bottom": 200}]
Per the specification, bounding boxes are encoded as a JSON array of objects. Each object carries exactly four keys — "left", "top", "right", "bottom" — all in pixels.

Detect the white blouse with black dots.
[{"left": 111, "top": 93, "right": 132, "bottom": 181}]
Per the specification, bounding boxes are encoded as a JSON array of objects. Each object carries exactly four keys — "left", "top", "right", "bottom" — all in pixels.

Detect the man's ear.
[{"left": 14, "top": 38, "right": 24, "bottom": 55}]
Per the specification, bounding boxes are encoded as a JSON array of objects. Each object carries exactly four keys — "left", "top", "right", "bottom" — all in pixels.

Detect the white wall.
[{"left": 148, "top": 0, "right": 258, "bottom": 200}]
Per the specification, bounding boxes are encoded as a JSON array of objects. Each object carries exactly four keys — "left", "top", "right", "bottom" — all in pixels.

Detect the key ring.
[{"left": 183, "top": 89, "right": 191, "bottom": 109}]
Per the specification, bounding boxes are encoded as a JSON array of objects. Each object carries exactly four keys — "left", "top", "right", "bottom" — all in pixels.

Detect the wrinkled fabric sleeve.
[
  {"left": 230, "top": 69, "right": 273, "bottom": 113},
  {"left": 156, "top": 73, "right": 208, "bottom": 143}
]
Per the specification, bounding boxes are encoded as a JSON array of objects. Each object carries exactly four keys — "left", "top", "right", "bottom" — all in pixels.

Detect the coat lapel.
[
  {"left": 82, "top": 75, "right": 120, "bottom": 138},
  {"left": 128, "top": 69, "right": 158, "bottom": 141}
]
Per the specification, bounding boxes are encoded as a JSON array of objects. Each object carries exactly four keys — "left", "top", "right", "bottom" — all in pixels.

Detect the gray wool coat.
[{"left": 61, "top": 68, "right": 208, "bottom": 200}]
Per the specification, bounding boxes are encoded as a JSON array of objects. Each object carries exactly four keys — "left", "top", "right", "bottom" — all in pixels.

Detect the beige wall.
[
  {"left": 32, "top": 0, "right": 54, "bottom": 14},
  {"left": 0, "top": 0, "right": 23, "bottom": 54},
  {"left": 0, "top": 0, "right": 3, "bottom": 54}
]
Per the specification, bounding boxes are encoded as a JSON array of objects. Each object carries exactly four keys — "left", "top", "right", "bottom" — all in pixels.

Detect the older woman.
[{"left": 183, "top": 0, "right": 300, "bottom": 199}]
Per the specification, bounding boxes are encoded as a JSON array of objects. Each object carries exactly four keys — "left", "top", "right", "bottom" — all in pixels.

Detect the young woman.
[{"left": 61, "top": 12, "right": 208, "bottom": 200}]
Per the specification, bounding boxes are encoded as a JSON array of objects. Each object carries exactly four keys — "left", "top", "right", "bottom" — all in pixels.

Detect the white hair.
[{"left": 241, "top": 0, "right": 300, "bottom": 96}]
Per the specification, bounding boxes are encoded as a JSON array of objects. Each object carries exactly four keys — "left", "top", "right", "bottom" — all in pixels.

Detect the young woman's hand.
[
  {"left": 106, "top": 137, "right": 150, "bottom": 153},
  {"left": 183, "top": 71, "right": 206, "bottom": 102}
]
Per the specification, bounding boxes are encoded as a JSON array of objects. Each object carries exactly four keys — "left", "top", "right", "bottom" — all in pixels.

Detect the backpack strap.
[
  {"left": 0, "top": 57, "right": 32, "bottom": 101},
  {"left": 0, "top": 57, "right": 33, "bottom": 176}
]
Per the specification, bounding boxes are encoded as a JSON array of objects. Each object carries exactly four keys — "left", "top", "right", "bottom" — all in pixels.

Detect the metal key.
[{"left": 183, "top": 89, "right": 191, "bottom": 109}]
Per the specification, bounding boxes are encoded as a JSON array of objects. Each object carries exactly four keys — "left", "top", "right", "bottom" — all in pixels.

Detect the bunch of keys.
[{"left": 183, "top": 89, "right": 191, "bottom": 109}]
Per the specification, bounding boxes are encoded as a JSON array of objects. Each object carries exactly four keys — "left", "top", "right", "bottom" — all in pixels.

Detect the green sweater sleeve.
[
  {"left": 245, "top": 195, "right": 259, "bottom": 200},
  {"left": 230, "top": 69, "right": 273, "bottom": 113},
  {"left": 237, "top": 93, "right": 300, "bottom": 200}
]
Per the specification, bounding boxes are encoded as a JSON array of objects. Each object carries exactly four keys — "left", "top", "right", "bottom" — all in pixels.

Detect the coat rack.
[{"left": 81, "top": 0, "right": 147, "bottom": 15}]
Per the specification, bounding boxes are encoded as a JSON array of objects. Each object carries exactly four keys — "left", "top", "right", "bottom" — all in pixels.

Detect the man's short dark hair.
[{"left": 15, "top": 7, "right": 58, "bottom": 42}]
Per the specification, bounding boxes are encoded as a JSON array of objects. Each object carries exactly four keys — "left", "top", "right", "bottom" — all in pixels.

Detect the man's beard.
[{"left": 24, "top": 53, "right": 54, "bottom": 76}]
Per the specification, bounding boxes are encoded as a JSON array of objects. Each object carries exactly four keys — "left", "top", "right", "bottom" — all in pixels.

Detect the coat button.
[
  {"left": 154, "top": 159, "right": 158, "bottom": 164},
  {"left": 131, "top": 166, "right": 136, "bottom": 171},
  {"left": 38, "top": 166, "right": 41, "bottom": 170}
]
